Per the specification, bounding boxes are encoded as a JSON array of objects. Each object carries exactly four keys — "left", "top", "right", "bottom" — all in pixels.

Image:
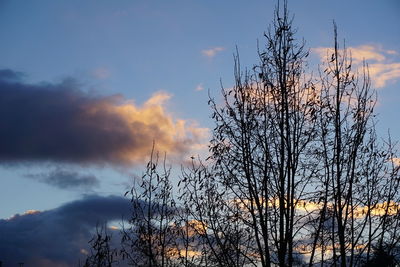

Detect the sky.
[{"left": 0, "top": 0, "right": 399, "bottom": 265}]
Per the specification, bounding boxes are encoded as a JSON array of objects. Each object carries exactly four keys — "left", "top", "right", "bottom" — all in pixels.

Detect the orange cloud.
[
  {"left": 0, "top": 73, "right": 209, "bottom": 166},
  {"left": 391, "top": 158, "right": 400, "bottom": 166},
  {"left": 202, "top": 47, "right": 225, "bottom": 58},
  {"left": 312, "top": 45, "right": 400, "bottom": 88},
  {"left": 84, "top": 91, "right": 209, "bottom": 165},
  {"left": 367, "top": 63, "right": 400, "bottom": 88}
]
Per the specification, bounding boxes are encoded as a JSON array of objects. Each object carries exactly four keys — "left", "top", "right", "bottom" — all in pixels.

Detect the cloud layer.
[
  {"left": 0, "top": 195, "right": 131, "bottom": 266},
  {"left": 312, "top": 45, "right": 400, "bottom": 88},
  {"left": 0, "top": 69, "right": 208, "bottom": 166}
]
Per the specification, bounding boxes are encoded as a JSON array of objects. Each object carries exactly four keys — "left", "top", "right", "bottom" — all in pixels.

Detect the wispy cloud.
[
  {"left": 201, "top": 47, "right": 225, "bottom": 58},
  {"left": 312, "top": 45, "right": 400, "bottom": 88},
  {"left": 0, "top": 69, "right": 209, "bottom": 166},
  {"left": 0, "top": 69, "right": 24, "bottom": 82},
  {"left": 25, "top": 169, "right": 100, "bottom": 190},
  {"left": 368, "top": 63, "right": 400, "bottom": 88},
  {"left": 91, "top": 67, "right": 111, "bottom": 80},
  {"left": 195, "top": 83, "right": 204, "bottom": 91}
]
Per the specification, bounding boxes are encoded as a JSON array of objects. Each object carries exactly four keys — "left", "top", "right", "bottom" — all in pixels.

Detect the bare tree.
[
  {"left": 85, "top": 2, "right": 400, "bottom": 266},
  {"left": 121, "top": 145, "right": 178, "bottom": 266},
  {"left": 179, "top": 158, "right": 256, "bottom": 266},
  {"left": 83, "top": 223, "right": 118, "bottom": 267},
  {"left": 181, "top": 2, "right": 400, "bottom": 267},
  {"left": 181, "top": 1, "right": 320, "bottom": 266},
  {"left": 307, "top": 24, "right": 400, "bottom": 266}
]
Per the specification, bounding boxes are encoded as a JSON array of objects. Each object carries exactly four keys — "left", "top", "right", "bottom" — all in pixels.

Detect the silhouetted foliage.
[
  {"left": 180, "top": 1, "right": 400, "bottom": 266},
  {"left": 84, "top": 223, "right": 118, "bottom": 267},
  {"left": 182, "top": 1, "right": 321, "bottom": 265},
  {"left": 120, "top": 145, "right": 178, "bottom": 266},
  {"left": 364, "top": 245, "right": 399, "bottom": 267},
  {"left": 306, "top": 24, "right": 400, "bottom": 267},
  {"left": 85, "top": 1, "right": 400, "bottom": 266}
]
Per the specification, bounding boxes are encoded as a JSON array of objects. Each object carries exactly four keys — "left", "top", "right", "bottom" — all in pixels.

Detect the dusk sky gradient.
[{"left": 0, "top": 0, "right": 399, "bottom": 265}]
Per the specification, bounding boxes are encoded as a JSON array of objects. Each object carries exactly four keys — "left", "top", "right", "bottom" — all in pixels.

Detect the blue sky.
[{"left": 0, "top": 0, "right": 399, "bottom": 265}]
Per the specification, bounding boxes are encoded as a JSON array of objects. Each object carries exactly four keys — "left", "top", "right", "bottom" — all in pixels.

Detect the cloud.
[
  {"left": 367, "top": 63, "right": 400, "bottom": 88},
  {"left": 91, "top": 67, "right": 111, "bottom": 80},
  {"left": 201, "top": 47, "right": 225, "bottom": 58},
  {"left": 345, "top": 45, "right": 387, "bottom": 64},
  {"left": 0, "top": 69, "right": 208, "bottom": 166},
  {"left": 0, "top": 68, "right": 24, "bottom": 82},
  {"left": 195, "top": 83, "right": 204, "bottom": 91},
  {"left": 391, "top": 158, "right": 400, "bottom": 167},
  {"left": 312, "top": 45, "right": 400, "bottom": 88},
  {"left": 312, "top": 45, "right": 390, "bottom": 65},
  {"left": 0, "top": 195, "right": 131, "bottom": 266},
  {"left": 25, "top": 169, "right": 100, "bottom": 190}
]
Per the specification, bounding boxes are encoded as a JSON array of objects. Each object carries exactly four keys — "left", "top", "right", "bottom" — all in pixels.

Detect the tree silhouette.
[
  {"left": 84, "top": 1, "right": 400, "bottom": 266},
  {"left": 307, "top": 24, "right": 400, "bottom": 267},
  {"left": 183, "top": 1, "right": 319, "bottom": 266},
  {"left": 83, "top": 223, "right": 118, "bottom": 267},
  {"left": 120, "top": 146, "right": 178, "bottom": 266},
  {"left": 181, "top": 1, "right": 400, "bottom": 266}
]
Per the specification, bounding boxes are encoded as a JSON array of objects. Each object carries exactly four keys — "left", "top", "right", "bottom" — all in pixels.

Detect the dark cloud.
[
  {"left": 0, "top": 68, "right": 24, "bottom": 82},
  {"left": 0, "top": 195, "right": 131, "bottom": 266},
  {"left": 25, "top": 169, "right": 100, "bottom": 190},
  {"left": 0, "top": 69, "right": 206, "bottom": 166}
]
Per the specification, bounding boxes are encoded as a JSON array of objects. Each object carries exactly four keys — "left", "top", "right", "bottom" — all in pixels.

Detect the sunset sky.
[{"left": 0, "top": 0, "right": 399, "bottom": 265}]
